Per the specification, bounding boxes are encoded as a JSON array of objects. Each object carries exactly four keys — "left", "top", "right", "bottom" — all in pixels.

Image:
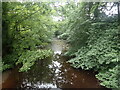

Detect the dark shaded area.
[{"left": 1, "top": 39, "right": 110, "bottom": 89}]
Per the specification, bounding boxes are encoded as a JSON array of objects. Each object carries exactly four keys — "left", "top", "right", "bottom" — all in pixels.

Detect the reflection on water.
[
  {"left": 2, "top": 39, "right": 109, "bottom": 89},
  {"left": 54, "top": 51, "right": 61, "bottom": 55},
  {"left": 51, "top": 38, "right": 67, "bottom": 55}
]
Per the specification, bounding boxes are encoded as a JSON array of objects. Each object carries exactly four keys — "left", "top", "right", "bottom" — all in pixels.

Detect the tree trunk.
[
  {"left": 88, "top": 2, "right": 93, "bottom": 19},
  {"left": 118, "top": 2, "right": 120, "bottom": 24},
  {"left": 94, "top": 2, "right": 100, "bottom": 21}
]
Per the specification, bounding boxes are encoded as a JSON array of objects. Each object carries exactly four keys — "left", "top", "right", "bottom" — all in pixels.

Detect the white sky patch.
[
  {"left": 52, "top": 16, "right": 64, "bottom": 21},
  {"left": 104, "top": 3, "right": 118, "bottom": 16},
  {"left": 51, "top": 2, "right": 118, "bottom": 21},
  {"left": 50, "top": 2, "right": 66, "bottom": 21},
  {"left": 54, "top": 2, "right": 66, "bottom": 7}
]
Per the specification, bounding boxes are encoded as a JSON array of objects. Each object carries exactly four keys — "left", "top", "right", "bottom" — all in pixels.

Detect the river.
[{"left": 1, "top": 39, "right": 109, "bottom": 89}]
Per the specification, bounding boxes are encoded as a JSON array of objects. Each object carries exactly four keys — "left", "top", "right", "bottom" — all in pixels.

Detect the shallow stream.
[{"left": 2, "top": 39, "right": 108, "bottom": 89}]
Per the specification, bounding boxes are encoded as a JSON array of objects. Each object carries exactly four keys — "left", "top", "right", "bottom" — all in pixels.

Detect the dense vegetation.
[
  {"left": 2, "top": 1, "right": 120, "bottom": 89},
  {"left": 61, "top": 2, "right": 120, "bottom": 89},
  {"left": 2, "top": 2, "right": 54, "bottom": 72}
]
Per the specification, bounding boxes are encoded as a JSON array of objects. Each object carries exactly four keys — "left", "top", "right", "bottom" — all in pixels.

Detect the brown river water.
[{"left": 1, "top": 39, "right": 110, "bottom": 89}]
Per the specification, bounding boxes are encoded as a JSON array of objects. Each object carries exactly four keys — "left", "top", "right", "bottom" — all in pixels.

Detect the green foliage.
[
  {"left": 65, "top": 2, "right": 120, "bottom": 89},
  {"left": 96, "top": 65, "right": 119, "bottom": 88},
  {"left": 67, "top": 22, "right": 119, "bottom": 88},
  {"left": 51, "top": 2, "right": 76, "bottom": 39},
  {"left": 16, "top": 49, "right": 53, "bottom": 72},
  {"left": 58, "top": 32, "right": 69, "bottom": 40},
  {"left": 2, "top": 2, "right": 54, "bottom": 72},
  {"left": 1, "top": 62, "right": 12, "bottom": 71},
  {"left": 2, "top": 2, "right": 120, "bottom": 88}
]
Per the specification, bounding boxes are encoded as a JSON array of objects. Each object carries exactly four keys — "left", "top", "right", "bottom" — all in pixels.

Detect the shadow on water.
[{"left": 1, "top": 38, "right": 110, "bottom": 89}]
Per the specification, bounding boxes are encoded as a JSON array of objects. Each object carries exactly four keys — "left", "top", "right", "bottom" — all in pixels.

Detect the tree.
[
  {"left": 117, "top": 2, "right": 120, "bottom": 24},
  {"left": 64, "top": 2, "right": 120, "bottom": 88},
  {"left": 2, "top": 2, "right": 53, "bottom": 72}
]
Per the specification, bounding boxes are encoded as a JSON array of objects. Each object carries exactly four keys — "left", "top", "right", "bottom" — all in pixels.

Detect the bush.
[
  {"left": 58, "top": 33, "right": 69, "bottom": 40},
  {"left": 67, "top": 23, "right": 120, "bottom": 88}
]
